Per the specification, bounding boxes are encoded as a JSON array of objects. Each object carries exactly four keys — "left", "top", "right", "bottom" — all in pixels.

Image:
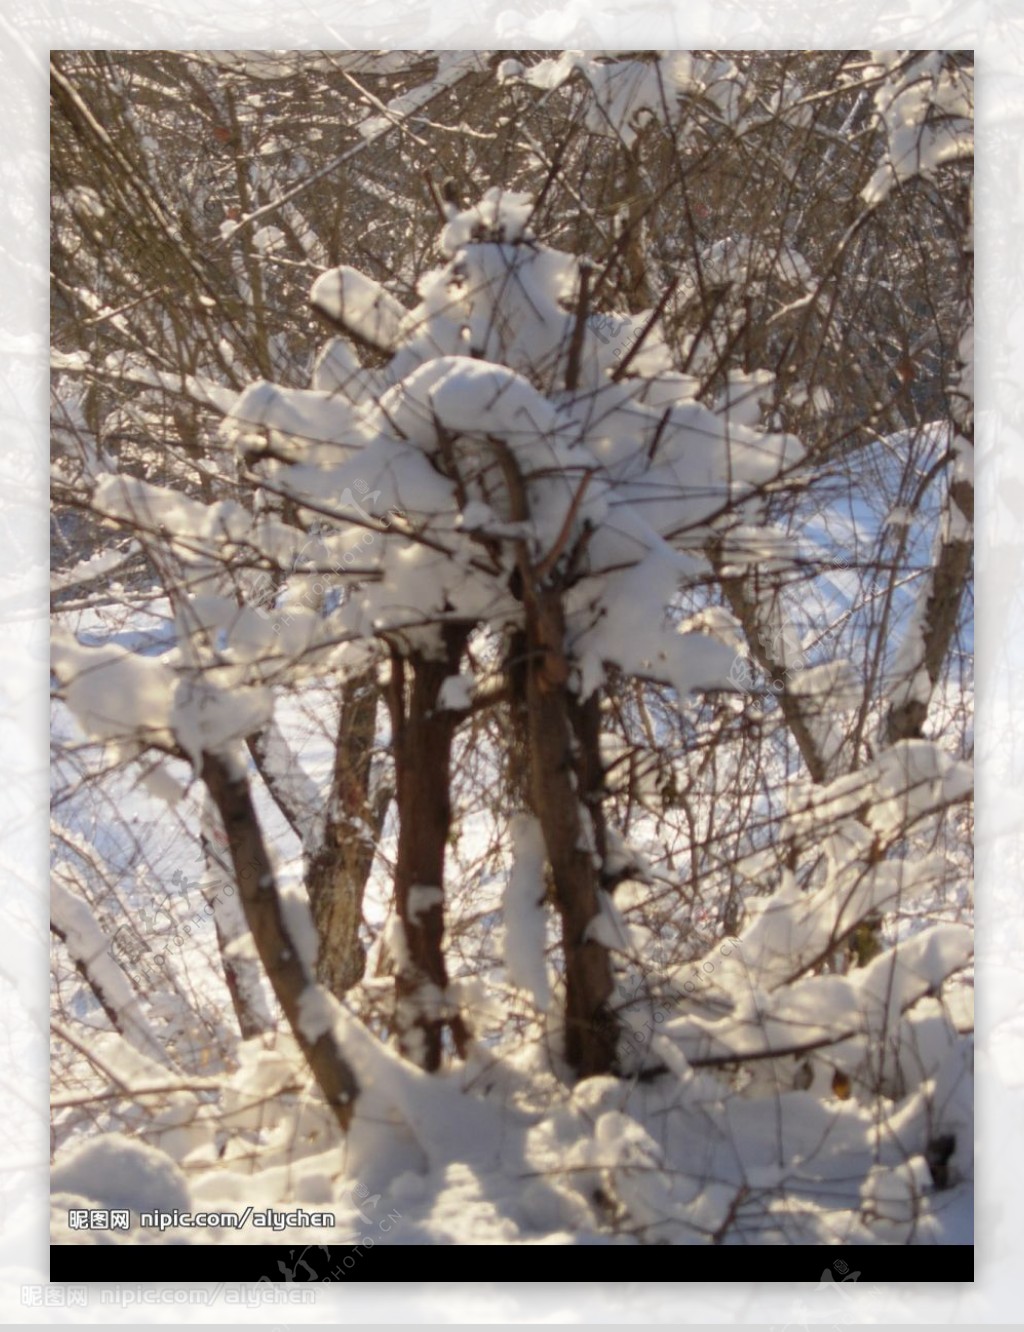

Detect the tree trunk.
[
  {"left": 199, "top": 798, "right": 273, "bottom": 1040},
  {"left": 884, "top": 449, "right": 973, "bottom": 744},
  {"left": 201, "top": 751, "right": 360, "bottom": 1131},
  {"left": 307, "top": 670, "right": 390, "bottom": 999},
  {"left": 388, "top": 627, "right": 471, "bottom": 1071},
  {"left": 524, "top": 585, "right": 617, "bottom": 1077}
]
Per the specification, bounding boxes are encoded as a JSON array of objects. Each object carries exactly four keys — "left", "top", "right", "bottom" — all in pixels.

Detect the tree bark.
[
  {"left": 201, "top": 751, "right": 360, "bottom": 1131},
  {"left": 199, "top": 799, "right": 273, "bottom": 1040},
  {"left": 388, "top": 627, "right": 471, "bottom": 1071},
  {"left": 307, "top": 670, "right": 390, "bottom": 999},
  {"left": 884, "top": 450, "right": 973, "bottom": 744},
  {"left": 525, "top": 585, "right": 617, "bottom": 1077}
]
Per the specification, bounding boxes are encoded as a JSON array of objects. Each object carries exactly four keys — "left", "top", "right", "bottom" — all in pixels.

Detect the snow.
[
  {"left": 310, "top": 266, "right": 408, "bottom": 353},
  {"left": 521, "top": 52, "right": 741, "bottom": 148},
  {"left": 94, "top": 348, "right": 238, "bottom": 413},
  {"left": 48, "top": 905, "right": 974, "bottom": 1247},
  {"left": 439, "top": 187, "right": 536, "bottom": 253},
  {"left": 50, "top": 541, "right": 139, "bottom": 594},
  {"left": 503, "top": 815, "right": 552, "bottom": 1010},
  {"left": 297, "top": 985, "right": 336, "bottom": 1044},
  {"left": 860, "top": 1157, "right": 933, "bottom": 1243},
  {"left": 676, "top": 605, "right": 746, "bottom": 651},
  {"left": 952, "top": 429, "right": 974, "bottom": 485},
  {"left": 584, "top": 891, "right": 632, "bottom": 952},
  {"left": 862, "top": 53, "right": 973, "bottom": 206},
  {"left": 786, "top": 658, "right": 862, "bottom": 706},
  {"left": 247, "top": 720, "right": 324, "bottom": 846},
  {"left": 50, "top": 876, "right": 166, "bottom": 1060},
  {"left": 355, "top": 51, "right": 488, "bottom": 143},
  {"left": 159, "top": 185, "right": 807, "bottom": 722},
  {"left": 139, "top": 762, "right": 186, "bottom": 806},
  {"left": 787, "top": 740, "right": 972, "bottom": 845},
  {"left": 311, "top": 336, "right": 384, "bottom": 403},
  {"left": 92, "top": 473, "right": 251, "bottom": 554},
  {"left": 251, "top": 225, "right": 286, "bottom": 256},
  {"left": 436, "top": 672, "right": 474, "bottom": 711},
  {"left": 278, "top": 886, "right": 321, "bottom": 975},
  {"left": 571, "top": 553, "right": 739, "bottom": 700},
  {"left": 380, "top": 356, "right": 561, "bottom": 452},
  {"left": 51, "top": 627, "right": 178, "bottom": 753},
  {"left": 222, "top": 378, "right": 372, "bottom": 457},
  {"left": 407, "top": 885, "right": 443, "bottom": 924},
  {"left": 51, "top": 1134, "right": 191, "bottom": 1222},
  {"left": 866, "top": 741, "right": 973, "bottom": 839},
  {"left": 713, "top": 368, "right": 776, "bottom": 427},
  {"left": 704, "top": 236, "right": 812, "bottom": 291},
  {"left": 496, "top": 59, "right": 525, "bottom": 83},
  {"left": 170, "top": 675, "right": 273, "bottom": 768},
  {"left": 884, "top": 505, "right": 913, "bottom": 529}
]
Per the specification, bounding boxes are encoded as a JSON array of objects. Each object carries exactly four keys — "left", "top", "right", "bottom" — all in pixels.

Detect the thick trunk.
[
  {"left": 525, "top": 586, "right": 616, "bottom": 1077},
  {"left": 201, "top": 752, "right": 360, "bottom": 1131},
  {"left": 568, "top": 689, "right": 610, "bottom": 877},
  {"left": 199, "top": 802, "right": 273, "bottom": 1040},
  {"left": 884, "top": 457, "right": 973, "bottom": 744},
  {"left": 49, "top": 918, "right": 166, "bottom": 1063},
  {"left": 217, "top": 935, "right": 271, "bottom": 1041},
  {"left": 718, "top": 564, "right": 830, "bottom": 784},
  {"left": 622, "top": 142, "right": 651, "bottom": 309},
  {"left": 496, "top": 436, "right": 616, "bottom": 1078},
  {"left": 307, "top": 671, "right": 389, "bottom": 999},
  {"left": 389, "top": 628, "right": 471, "bottom": 1071}
]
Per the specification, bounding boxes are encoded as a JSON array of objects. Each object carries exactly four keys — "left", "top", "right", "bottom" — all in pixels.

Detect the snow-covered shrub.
[{"left": 50, "top": 49, "right": 972, "bottom": 1249}]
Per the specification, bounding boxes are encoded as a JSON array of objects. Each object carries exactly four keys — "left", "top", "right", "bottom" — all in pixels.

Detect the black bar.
[{"left": 50, "top": 1244, "right": 973, "bottom": 1283}]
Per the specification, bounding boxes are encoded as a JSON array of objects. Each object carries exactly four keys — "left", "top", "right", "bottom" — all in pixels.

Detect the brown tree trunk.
[
  {"left": 568, "top": 689, "right": 610, "bottom": 876},
  {"left": 199, "top": 800, "right": 273, "bottom": 1040},
  {"left": 495, "top": 437, "right": 617, "bottom": 1078},
  {"left": 201, "top": 751, "right": 360, "bottom": 1130},
  {"left": 884, "top": 448, "right": 973, "bottom": 744},
  {"left": 524, "top": 585, "right": 617, "bottom": 1077},
  {"left": 387, "top": 627, "right": 471, "bottom": 1071},
  {"left": 621, "top": 140, "right": 651, "bottom": 310},
  {"left": 307, "top": 670, "right": 390, "bottom": 999}
]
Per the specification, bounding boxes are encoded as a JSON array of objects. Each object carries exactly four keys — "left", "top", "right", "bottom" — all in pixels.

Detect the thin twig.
[
  {"left": 611, "top": 277, "right": 679, "bottom": 383},
  {"left": 564, "top": 261, "right": 592, "bottom": 393}
]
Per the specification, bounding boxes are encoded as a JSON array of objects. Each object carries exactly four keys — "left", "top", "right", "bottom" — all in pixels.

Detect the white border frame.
[{"left": 10, "top": 6, "right": 1016, "bottom": 1322}]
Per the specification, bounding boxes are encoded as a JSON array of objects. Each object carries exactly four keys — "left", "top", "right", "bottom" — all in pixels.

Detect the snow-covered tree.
[{"left": 50, "top": 49, "right": 973, "bottom": 1249}]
